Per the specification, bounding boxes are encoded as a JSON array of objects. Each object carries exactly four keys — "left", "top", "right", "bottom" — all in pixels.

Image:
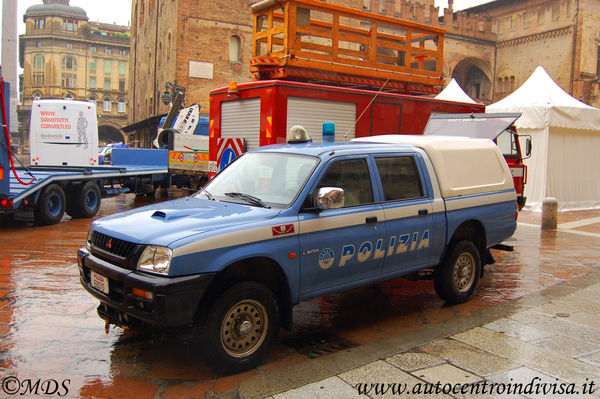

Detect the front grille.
[{"left": 91, "top": 231, "right": 137, "bottom": 259}]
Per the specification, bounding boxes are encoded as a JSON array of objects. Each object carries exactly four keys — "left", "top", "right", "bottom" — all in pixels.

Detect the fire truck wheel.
[
  {"left": 434, "top": 240, "right": 481, "bottom": 304},
  {"left": 34, "top": 184, "right": 66, "bottom": 226},
  {"left": 70, "top": 181, "right": 101, "bottom": 219},
  {"left": 201, "top": 281, "right": 279, "bottom": 374}
]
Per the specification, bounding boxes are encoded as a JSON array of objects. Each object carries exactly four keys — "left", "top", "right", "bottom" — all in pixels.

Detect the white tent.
[
  {"left": 487, "top": 66, "right": 600, "bottom": 210},
  {"left": 435, "top": 78, "right": 478, "bottom": 104}
]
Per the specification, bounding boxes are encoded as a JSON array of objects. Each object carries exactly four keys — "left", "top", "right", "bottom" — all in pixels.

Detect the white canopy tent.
[
  {"left": 487, "top": 66, "right": 600, "bottom": 210},
  {"left": 435, "top": 78, "right": 478, "bottom": 104}
]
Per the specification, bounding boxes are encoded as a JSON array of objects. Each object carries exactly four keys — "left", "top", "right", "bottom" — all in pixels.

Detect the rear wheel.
[
  {"left": 434, "top": 240, "right": 481, "bottom": 304},
  {"left": 69, "top": 181, "right": 101, "bottom": 218},
  {"left": 201, "top": 282, "right": 279, "bottom": 374},
  {"left": 34, "top": 184, "right": 66, "bottom": 225}
]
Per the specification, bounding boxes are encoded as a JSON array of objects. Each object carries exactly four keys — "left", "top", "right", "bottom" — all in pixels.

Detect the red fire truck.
[{"left": 208, "top": 0, "right": 528, "bottom": 207}]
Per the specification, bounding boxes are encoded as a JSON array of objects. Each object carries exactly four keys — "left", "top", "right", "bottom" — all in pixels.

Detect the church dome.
[{"left": 25, "top": 0, "right": 88, "bottom": 21}]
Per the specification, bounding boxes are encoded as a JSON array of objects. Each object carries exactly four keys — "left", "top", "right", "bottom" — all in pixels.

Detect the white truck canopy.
[{"left": 352, "top": 135, "right": 515, "bottom": 199}]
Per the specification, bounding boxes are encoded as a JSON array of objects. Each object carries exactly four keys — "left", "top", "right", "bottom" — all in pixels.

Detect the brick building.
[
  {"left": 127, "top": 0, "right": 600, "bottom": 145},
  {"left": 19, "top": 0, "right": 131, "bottom": 148}
]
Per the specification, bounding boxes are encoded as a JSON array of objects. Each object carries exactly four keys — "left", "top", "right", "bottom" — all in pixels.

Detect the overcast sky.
[
  {"left": 2, "top": 0, "right": 492, "bottom": 76},
  {"left": 9, "top": 0, "right": 493, "bottom": 37}
]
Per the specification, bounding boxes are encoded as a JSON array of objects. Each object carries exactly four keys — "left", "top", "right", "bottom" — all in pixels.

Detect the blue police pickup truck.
[{"left": 78, "top": 130, "right": 517, "bottom": 373}]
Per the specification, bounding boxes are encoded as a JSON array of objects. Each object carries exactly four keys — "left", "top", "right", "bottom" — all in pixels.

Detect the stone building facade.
[
  {"left": 19, "top": 0, "right": 131, "bottom": 147},
  {"left": 127, "top": 0, "right": 600, "bottom": 145}
]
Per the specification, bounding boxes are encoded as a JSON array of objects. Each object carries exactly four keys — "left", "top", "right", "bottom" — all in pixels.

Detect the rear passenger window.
[
  {"left": 316, "top": 158, "right": 373, "bottom": 207},
  {"left": 375, "top": 156, "right": 423, "bottom": 201}
]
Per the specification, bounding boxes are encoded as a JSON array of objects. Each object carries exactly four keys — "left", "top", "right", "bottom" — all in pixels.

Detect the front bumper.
[{"left": 78, "top": 248, "right": 215, "bottom": 327}]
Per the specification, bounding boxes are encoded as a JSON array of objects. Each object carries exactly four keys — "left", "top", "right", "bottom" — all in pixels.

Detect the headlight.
[
  {"left": 86, "top": 227, "right": 94, "bottom": 251},
  {"left": 138, "top": 246, "right": 172, "bottom": 275}
]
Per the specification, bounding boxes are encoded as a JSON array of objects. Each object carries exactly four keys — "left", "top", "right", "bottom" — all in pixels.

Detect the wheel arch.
[
  {"left": 447, "top": 219, "right": 487, "bottom": 258},
  {"left": 197, "top": 256, "right": 294, "bottom": 331}
]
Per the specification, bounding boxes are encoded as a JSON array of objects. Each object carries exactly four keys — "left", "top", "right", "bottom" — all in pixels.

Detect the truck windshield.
[{"left": 198, "top": 152, "right": 318, "bottom": 207}]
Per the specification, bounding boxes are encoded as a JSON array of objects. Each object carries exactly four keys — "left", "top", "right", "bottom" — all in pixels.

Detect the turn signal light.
[{"left": 131, "top": 287, "right": 154, "bottom": 300}]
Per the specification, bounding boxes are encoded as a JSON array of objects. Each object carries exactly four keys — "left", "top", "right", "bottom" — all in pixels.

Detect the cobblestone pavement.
[{"left": 1, "top": 196, "right": 599, "bottom": 398}]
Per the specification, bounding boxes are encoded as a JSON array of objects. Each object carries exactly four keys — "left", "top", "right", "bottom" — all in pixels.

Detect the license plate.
[{"left": 90, "top": 271, "right": 109, "bottom": 295}]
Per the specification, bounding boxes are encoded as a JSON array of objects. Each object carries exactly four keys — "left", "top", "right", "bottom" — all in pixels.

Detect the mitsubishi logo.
[{"left": 106, "top": 239, "right": 112, "bottom": 249}]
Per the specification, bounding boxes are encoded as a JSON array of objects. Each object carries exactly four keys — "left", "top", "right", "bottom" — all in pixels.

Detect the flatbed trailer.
[{"left": 1, "top": 149, "right": 169, "bottom": 225}]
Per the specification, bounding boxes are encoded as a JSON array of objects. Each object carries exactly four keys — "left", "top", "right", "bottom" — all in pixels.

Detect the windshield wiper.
[
  {"left": 224, "top": 192, "right": 270, "bottom": 208},
  {"left": 198, "top": 187, "right": 214, "bottom": 200}
]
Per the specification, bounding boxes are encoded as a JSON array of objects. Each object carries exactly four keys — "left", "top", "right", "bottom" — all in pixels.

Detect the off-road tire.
[
  {"left": 434, "top": 240, "right": 481, "bottom": 304},
  {"left": 201, "top": 281, "right": 279, "bottom": 374}
]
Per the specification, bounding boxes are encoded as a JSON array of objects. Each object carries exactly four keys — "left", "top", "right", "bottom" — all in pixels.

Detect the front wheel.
[
  {"left": 434, "top": 240, "right": 481, "bottom": 304},
  {"left": 202, "top": 282, "right": 279, "bottom": 374}
]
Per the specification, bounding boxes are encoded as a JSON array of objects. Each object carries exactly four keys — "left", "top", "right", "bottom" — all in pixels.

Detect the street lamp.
[{"left": 161, "top": 80, "right": 185, "bottom": 106}]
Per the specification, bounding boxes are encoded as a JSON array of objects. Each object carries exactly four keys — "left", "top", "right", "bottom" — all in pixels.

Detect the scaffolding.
[{"left": 250, "top": 0, "right": 445, "bottom": 94}]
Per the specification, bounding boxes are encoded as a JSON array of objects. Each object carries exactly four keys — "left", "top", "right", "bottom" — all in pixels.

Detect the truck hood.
[{"left": 92, "top": 197, "right": 281, "bottom": 246}]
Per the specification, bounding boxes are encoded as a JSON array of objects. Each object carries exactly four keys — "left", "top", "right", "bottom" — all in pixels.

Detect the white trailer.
[{"left": 29, "top": 99, "right": 99, "bottom": 166}]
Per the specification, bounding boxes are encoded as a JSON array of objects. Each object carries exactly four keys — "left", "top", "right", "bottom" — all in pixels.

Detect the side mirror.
[
  {"left": 525, "top": 137, "right": 532, "bottom": 157},
  {"left": 315, "top": 187, "right": 345, "bottom": 210}
]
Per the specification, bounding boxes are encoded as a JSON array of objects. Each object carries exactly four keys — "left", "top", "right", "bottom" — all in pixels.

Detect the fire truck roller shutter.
[
  {"left": 221, "top": 98, "right": 261, "bottom": 151},
  {"left": 286, "top": 97, "right": 356, "bottom": 142}
]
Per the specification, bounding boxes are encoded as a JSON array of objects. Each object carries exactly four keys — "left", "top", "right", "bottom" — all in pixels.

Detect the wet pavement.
[{"left": 1, "top": 196, "right": 599, "bottom": 398}]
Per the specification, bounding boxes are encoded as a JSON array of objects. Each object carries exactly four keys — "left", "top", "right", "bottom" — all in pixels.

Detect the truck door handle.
[
  {"left": 418, "top": 209, "right": 428, "bottom": 216},
  {"left": 366, "top": 216, "right": 378, "bottom": 223}
]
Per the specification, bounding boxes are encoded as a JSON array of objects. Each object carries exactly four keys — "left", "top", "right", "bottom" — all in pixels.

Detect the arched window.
[
  {"left": 89, "top": 96, "right": 97, "bottom": 107},
  {"left": 229, "top": 35, "right": 242, "bottom": 63},
  {"left": 117, "top": 99, "right": 126, "bottom": 113},
  {"left": 32, "top": 90, "right": 43, "bottom": 101},
  {"left": 64, "top": 92, "right": 74, "bottom": 99},
  {"left": 103, "top": 98, "right": 112, "bottom": 112}
]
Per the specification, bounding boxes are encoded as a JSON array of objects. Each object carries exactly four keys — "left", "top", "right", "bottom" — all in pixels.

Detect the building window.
[
  {"left": 33, "top": 54, "right": 44, "bottom": 69},
  {"left": 105, "top": 47, "right": 112, "bottom": 55},
  {"left": 90, "top": 46, "right": 97, "bottom": 53},
  {"left": 118, "top": 80, "right": 126, "bottom": 92},
  {"left": 62, "top": 56, "right": 77, "bottom": 70},
  {"left": 105, "top": 61, "right": 112, "bottom": 74},
  {"left": 32, "top": 73, "right": 45, "bottom": 86},
  {"left": 36, "top": 41, "right": 42, "bottom": 48},
  {"left": 119, "top": 49, "right": 127, "bottom": 56},
  {"left": 90, "top": 77, "right": 96, "bottom": 89},
  {"left": 119, "top": 61, "right": 126, "bottom": 75},
  {"left": 117, "top": 99, "right": 126, "bottom": 113},
  {"left": 33, "top": 91, "right": 42, "bottom": 100},
  {"left": 64, "top": 93, "right": 73, "bottom": 99},
  {"left": 35, "top": 18, "right": 46, "bottom": 29},
  {"left": 90, "top": 59, "right": 96, "bottom": 73},
  {"left": 66, "top": 43, "right": 73, "bottom": 50},
  {"left": 61, "top": 75, "right": 76, "bottom": 88},
  {"left": 63, "top": 19, "right": 78, "bottom": 31},
  {"left": 229, "top": 35, "right": 242, "bottom": 63},
  {"left": 89, "top": 97, "right": 97, "bottom": 107},
  {"left": 103, "top": 99, "right": 111, "bottom": 112},
  {"left": 104, "top": 79, "right": 111, "bottom": 91}
]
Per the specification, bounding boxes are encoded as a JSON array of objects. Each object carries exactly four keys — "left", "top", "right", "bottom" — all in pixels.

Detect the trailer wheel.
[
  {"left": 70, "top": 181, "right": 101, "bottom": 219},
  {"left": 201, "top": 282, "right": 279, "bottom": 374},
  {"left": 434, "top": 240, "right": 481, "bottom": 304},
  {"left": 35, "top": 184, "right": 66, "bottom": 225}
]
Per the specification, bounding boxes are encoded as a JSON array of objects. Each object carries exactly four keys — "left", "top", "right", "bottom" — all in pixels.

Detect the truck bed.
[{"left": 7, "top": 163, "right": 168, "bottom": 205}]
